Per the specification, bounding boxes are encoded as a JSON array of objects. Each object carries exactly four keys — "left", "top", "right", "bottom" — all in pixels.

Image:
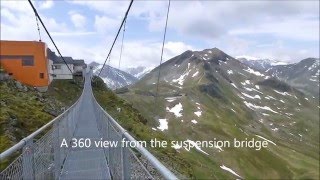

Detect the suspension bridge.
[
  {"left": 0, "top": 71, "right": 177, "bottom": 179},
  {"left": 1, "top": 0, "right": 176, "bottom": 178}
]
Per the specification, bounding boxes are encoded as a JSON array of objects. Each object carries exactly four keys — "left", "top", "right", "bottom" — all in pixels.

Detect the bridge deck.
[{"left": 59, "top": 75, "right": 111, "bottom": 179}]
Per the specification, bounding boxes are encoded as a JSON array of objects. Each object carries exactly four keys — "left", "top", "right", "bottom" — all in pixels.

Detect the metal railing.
[
  {"left": 0, "top": 87, "right": 84, "bottom": 179},
  {"left": 91, "top": 90, "right": 177, "bottom": 180},
  {"left": 0, "top": 71, "right": 178, "bottom": 180}
]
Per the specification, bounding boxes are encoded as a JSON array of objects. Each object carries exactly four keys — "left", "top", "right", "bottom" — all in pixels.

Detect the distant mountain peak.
[
  {"left": 89, "top": 61, "right": 137, "bottom": 89},
  {"left": 89, "top": 61, "right": 99, "bottom": 68},
  {"left": 200, "top": 47, "right": 226, "bottom": 55},
  {"left": 236, "top": 55, "right": 259, "bottom": 60},
  {"left": 186, "top": 47, "right": 234, "bottom": 63},
  {"left": 125, "top": 66, "right": 153, "bottom": 79}
]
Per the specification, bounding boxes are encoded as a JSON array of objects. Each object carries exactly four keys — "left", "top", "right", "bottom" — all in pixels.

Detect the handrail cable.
[
  {"left": 27, "top": 0, "right": 73, "bottom": 74},
  {"left": 98, "top": 0, "right": 134, "bottom": 77}
]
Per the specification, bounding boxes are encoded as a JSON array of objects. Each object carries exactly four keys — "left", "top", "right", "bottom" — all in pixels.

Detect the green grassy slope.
[
  {"left": 121, "top": 86, "right": 319, "bottom": 179},
  {"left": 117, "top": 49, "right": 319, "bottom": 179},
  {"left": 92, "top": 76, "right": 234, "bottom": 179},
  {"left": 0, "top": 77, "right": 83, "bottom": 169}
]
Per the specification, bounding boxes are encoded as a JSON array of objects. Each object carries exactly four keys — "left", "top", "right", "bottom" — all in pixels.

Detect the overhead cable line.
[
  {"left": 27, "top": 0, "right": 73, "bottom": 74},
  {"left": 98, "top": 0, "right": 134, "bottom": 77},
  {"left": 155, "top": 0, "right": 171, "bottom": 102}
]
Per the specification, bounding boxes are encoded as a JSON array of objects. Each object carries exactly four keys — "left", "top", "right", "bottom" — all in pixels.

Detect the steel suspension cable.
[
  {"left": 27, "top": 0, "right": 73, "bottom": 74},
  {"left": 155, "top": 0, "right": 171, "bottom": 101},
  {"left": 98, "top": 0, "right": 134, "bottom": 77}
]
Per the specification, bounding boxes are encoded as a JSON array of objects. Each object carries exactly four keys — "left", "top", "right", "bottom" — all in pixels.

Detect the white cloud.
[
  {"left": 1, "top": 1, "right": 31, "bottom": 13},
  {"left": 1, "top": 8, "right": 17, "bottom": 24},
  {"left": 165, "top": 1, "right": 319, "bottom": 41},
  {"left": 1, "top": 3, "right": 41, "bottom": 40},
  {"left": 50, "top": 32, "right": 95, "bottom": 37},
  {"left": 164, "top": 41, "right": 194, "bottom": 60},
  {"left": 69, "top": 11, "right": 87, "bottom": 29},
  {"left": 69, "top": 1, "right": 127, "bottom": 17},
  {"left": 94, "top": 15, "right": 120, "bottom": 34},
  {"left": 39, "top": 0, "right": 54, "bottom": 10},
  {"left": 1, "top": 0, "right": 318, "bottom": 67},
  {"left": 229, "top": 16, "right": 319, "bottom": 41},
  {"left": 77, "top": 40, "right": 194, "bottom": 69}
]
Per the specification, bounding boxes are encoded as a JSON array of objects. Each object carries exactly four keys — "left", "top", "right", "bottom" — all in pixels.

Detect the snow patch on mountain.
[
  {"left": 220, "top": 165, "right": 243, "bottom": 178},
  {"left": 194, "top": 110, "right": 202, "bottom": 117},
  {"left": 172, "top": 69, "right": 191, "bottom": 86},
  {"left": 244, "top": 67, "right": 265, "bottom": 76},
  {"left": 192, "top": 71, "right": 199, "bottom": 77},
  {"left": 165, "top": 97, "right": 178, "bottom": 102},
  {"left": 185, "top": 140, "right": 209, "bottom": 155},
  {"left": 241, "top": 93, "right": 261, "bottom": 99},
  {"left": 255, "top": 135, "right": 277, "bottom": 145},
  {"left": 125, "top": 66, "right": 153, "bottom": 79},
  {"left": 157, "top": 119, "right": 168, "bottom": 131},
  {"left": 274, "top": 90, "right": 291, "bottom": 96},
  {"left": 244, "top": 101, "right": 278, "bottom": 114},
  {"left": 167, "top": 103, "right": 183, "bottom": 117},
  {"left": 227, "top": 70, "right": 233, "bottom": 74}
]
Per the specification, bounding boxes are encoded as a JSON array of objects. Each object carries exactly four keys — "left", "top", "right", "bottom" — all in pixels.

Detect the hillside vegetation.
[
  {"left": 92, "top": 76, "right": 205, "bottom": 179},
  {"left": 0, "top": 77, "right": 83, "bottom": 169},
  {"left": 119, "top": 48, "right": 319, "bottom": 179}
]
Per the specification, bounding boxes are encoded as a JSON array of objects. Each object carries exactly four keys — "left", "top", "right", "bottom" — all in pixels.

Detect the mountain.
[
  {"left": 89, "top": 62, "right": 138, "bottom": 89},
  {"left": 237, "top": 57, "right": 288, "bottom": 71},
  {"left": 266, "top": 58, "right": 319, "bottom": 98},
  {"left": 237, "top": 57, "right": 319, "bottom": 98},
  {"left": 119, "top": 48, "right": 319, "bottom": 179},
  {"left": 125, "top": 66, "right": 153, "bottom": 79}
]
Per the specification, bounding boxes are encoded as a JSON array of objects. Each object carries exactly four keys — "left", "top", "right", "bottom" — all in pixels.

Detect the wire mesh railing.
[
  {"left": 0, "top": 85, "right": 84, "bottom": 180},
  {"left": 0, "top": 71, "right": 177, "bottom": 180},
  {"left": 92, "top": 91, "right": 177, "bottom": 180}
]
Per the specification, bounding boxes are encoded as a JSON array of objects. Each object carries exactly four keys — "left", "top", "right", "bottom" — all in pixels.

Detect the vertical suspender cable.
[
  {"left": 98, "top": 0, "right": 134, "bottom": 77},
  {"left": 27, "top": 0, "right": 73, "bottom": 74},
  {"left": 35, "top": 15, "right": 42, "bottom": 42},
  {"left": 154, "top": 0, "right": 171, "bottom": 109},
  {"left": 116, "top": 19, "right": 127, "bottom": 89}
]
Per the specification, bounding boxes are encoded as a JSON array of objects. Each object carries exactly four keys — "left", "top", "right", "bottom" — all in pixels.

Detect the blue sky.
[{"left": 1, "top": 0, "right": 319, "bottom": 69}]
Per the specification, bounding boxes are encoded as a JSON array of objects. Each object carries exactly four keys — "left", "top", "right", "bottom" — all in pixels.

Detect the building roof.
[
  {"left": 47, "top": 48, "right": 58, "bottom": 61},
  {"left": 47, "top": 48, "right": 86, "bottom": 65},
  {"left": 54, "top": 56, "right": 74, "bottom": 64},
  {"left": 73, "top": 59, "right": 85, "bottom": 65},
  {"left": 48, "top": 49, "right": 74, "bottom": 64}
]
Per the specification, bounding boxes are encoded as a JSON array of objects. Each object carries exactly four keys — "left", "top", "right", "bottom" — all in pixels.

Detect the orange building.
[{"left": 0, "top": 40, "right": 52, "bottom": 91}]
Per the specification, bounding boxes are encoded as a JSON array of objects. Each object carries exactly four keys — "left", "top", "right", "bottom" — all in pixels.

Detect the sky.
[{"left": 1, "top": 0, "right": 319, "bottom": 69}]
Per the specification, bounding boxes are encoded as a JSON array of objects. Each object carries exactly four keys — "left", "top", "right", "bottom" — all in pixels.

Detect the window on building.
[
  {"left": 52, "top": 65, "right": 61, "bottom": 69},
  {"left": 8, "top": 73, "right": 13, "bottom": 76},
  {"left": 22, "top": 57, "right": 34, "bottom": 66},
  {"left": 40, "top": 73, "right": 44, "bottom": 79}
]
